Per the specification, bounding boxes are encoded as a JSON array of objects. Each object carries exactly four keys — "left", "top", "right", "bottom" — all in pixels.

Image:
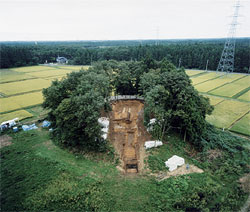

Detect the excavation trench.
[{"left": 107, "top": 99, "right": 151, "bottom": 173}]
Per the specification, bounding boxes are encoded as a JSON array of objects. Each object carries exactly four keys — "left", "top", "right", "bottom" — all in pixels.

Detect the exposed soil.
[
  {"left": 155, "top": 164, "right": 204, "bottom": 181},
  {"left": 239, "top": 174, "right": 250, "bottom": 193},
  {"left": 0, "top": 135, "right": 12, "bottom": 148},
  {"left": 108, "top": 99, "right": 151, "bottom": 173}
]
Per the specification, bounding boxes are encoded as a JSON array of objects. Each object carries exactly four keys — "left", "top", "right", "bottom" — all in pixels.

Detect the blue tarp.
[
  {"left": 22, "top": 123, "right": 38, "bottom": 131},
  {"left": 42, "top": 120, "right": 51, "bottom": 128}
]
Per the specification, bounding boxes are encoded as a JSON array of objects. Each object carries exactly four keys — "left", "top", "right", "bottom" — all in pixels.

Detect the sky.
[{"left": 0, "top": 0, "right": 249, "bottom": 41}]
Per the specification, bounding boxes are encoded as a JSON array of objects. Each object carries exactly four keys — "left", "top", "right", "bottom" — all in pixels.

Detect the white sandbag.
[
  {"left": 144, "top": 140, "right": 163, "bottom": 149},
  {"left": 165, "top": 155, "right": 185, "bottom": 172},
  {"left": 98, "top": 117, "right": 109, "bottom": 128},
  {"left": 98, "top": 117, "right": 109, "bottom": 140}
]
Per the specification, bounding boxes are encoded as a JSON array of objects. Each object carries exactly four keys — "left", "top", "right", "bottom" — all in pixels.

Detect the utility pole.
[
  {"left": 205, "top": 59, "right": 209, "bottom": 71},
  {"left": 178, "top": 58, "right": 182, "bottom": 69},
  {"left": 216, "top": 0, "right": 240, "bottom": 74}
]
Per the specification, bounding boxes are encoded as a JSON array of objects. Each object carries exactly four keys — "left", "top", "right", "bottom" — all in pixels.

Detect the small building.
[{"left": 56, "top": 56, "right": 68, "bottom": 64}]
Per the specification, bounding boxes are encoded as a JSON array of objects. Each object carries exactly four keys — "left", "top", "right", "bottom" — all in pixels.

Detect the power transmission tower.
[{"left": 216, "top": 0, "right": 240, "bottom": 74}]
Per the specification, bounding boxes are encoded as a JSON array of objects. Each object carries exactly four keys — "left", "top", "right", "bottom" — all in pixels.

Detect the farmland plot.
[
  {"left": 237, "top": 90, "right": 250, "bottom": 102},
  {"left": 0, "top": 92, "right": 43, "bottom": 113},
  {"left": 190, "top": 72, "right": 218, "bottom": 85},
  {"left": 185, "top": 70, "right": 205, "bottom": 77},
  {"left": 0, "top": 98, "right": 22, "bottom": 113},
  {"left": 0, "top": 69, "right": 34, "bottom": 83},
  {"left": 230, "top": 113, "right": 250, "bottom": 136},
  {"left": 57, "top": 65, "right": 89, "bottom": 71},
  {"left": 11, "top": 66, "right": 57, "bottom": 73},
  {"left": 0, "top": 79, "right": 51, "bottom": 96},
  {"left": 202, "top": 94, "right": 225, "bottom": 106},
  {"left": 0, "top": 110, "right": 33, "bottom": 123},
  {"left": 209, "top": 76, "right": 250, "bottom": 97},
  {"left": 26, "top": 69, "right": 72, "bottom": 78},
  {"left": 206, "top": 100, "right": 249, "bottom": 129},
  {"left": 195, "top": 74, "right": 244, "bottom": 93}
]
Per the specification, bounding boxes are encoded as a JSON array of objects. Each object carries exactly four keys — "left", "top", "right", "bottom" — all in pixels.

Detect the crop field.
[
  {"left": 0, "top": 98, "right": 23, "bottom": 113},
  {"left": 190, "top": 72, "right": 218, "bottom": 85},
  {"left": 185, "top": 70, "right": 205, "bottom": 77},
  {"left": 0, "top": 79, "right": 51, "bottom": 96},
  {"left": 202, "top": 94, "right": 225, "bottom": 106},
  {"left": 237, "top": 90, "right": 250, "bottom": 102},
  {"left": 209, "top": 76, "right": 250, "bottom": 97},
  {"left": 230, "top": 113, "right": 250, "bottom": 136},
  {"left": 194, "top": 74, "right": 244, "bottom": 92},
  {"left": 26, "top": 69, "right": 72, "bottom": 78},
  {"left": 206, "top": 100, "right": 249, "bottom": 129},
  {"left": 11, "top": 66, "right": 57, "bottom": 73},
  {"left": 57, "top": 65, "right": 89, "bottom": 71},
  {"left": 0, "top": 92, "right": 43, "bottom": 113},
  {"left": 0, "top": 110, "right": 33, "bottom": 123},
  {"left": 0, "top": 69, "right": 35, "bottom": 83}
]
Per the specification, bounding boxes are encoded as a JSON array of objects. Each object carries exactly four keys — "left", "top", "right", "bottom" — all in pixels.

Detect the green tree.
[
  {"left": 141, "top": 61, "right": 213, "bottom": 148},
  {"left": 42, "top": 69, "right": 111, "bottom": 150}
]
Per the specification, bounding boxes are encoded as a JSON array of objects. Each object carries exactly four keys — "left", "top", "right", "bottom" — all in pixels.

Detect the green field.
[
  {"left": 202, "top": 94, "right": 225, "bottom": 106},
  {"left": 237, "top": 90, "right": 250, "bottom": 102},
  {"left": 0, "top": 79, "right": 51, "bottom": 96},
  {"left": 230, "top": 112, "right": 250, "bottom": 136},
  {"left": 194, "top": 73, "right": 244, "bottom": 92},
  {"left": 206, "top": 100, "right": 249, "bottom": 129},
  {"left": 0, "top": 110, "right": 33, "bottom": 123},
  {"left": 209, "top": 76, "right": 250, "bottom": 97},
  {"left": 190, "top": 72, "right": 218, "bottom": 85}
]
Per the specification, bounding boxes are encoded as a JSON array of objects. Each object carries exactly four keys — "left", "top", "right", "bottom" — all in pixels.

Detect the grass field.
[
  {"left": 237, "top": 90, "right": 250, "bottom": 102},
  {"left": 194, "top": 74, "right": 244, "bottom": 93},
  {"left": 206, "top": 100, "right": 249, "bottom": 129},
  {"left": 1, "top": 129, "right": 248, "bottom": 211},
  {"left": 0, "top": 110, "right": 33, "bottom": 123},
  {"left": 0, "top": 79, "right": 51, "bottom": 96},
  {"left": 230, "top": 112, "right": 250, "bottom": 136},
  {"left": 209, "top": 76, "right": 250, "bottom": 97},
  {"left": 57, "top": 65, "right": 90, "bottom": 71}
]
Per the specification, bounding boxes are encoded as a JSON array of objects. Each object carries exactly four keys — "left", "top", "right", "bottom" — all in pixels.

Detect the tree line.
[{"left": 1, "top": 38, "right": 249, "bottom": 73}]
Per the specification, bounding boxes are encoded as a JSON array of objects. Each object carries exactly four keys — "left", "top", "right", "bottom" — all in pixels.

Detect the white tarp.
[
  {"left": 144, "top": 140, "right": 163, "bottom": 149},
  {"left": 165, "top": 155, "right": 185, "bottom": 172},
  {"left": 147, "top": 118, "right": 156, "bottom": 132},
  {"left": 98, "top": 117, "right": 109, "bottom": 139}
]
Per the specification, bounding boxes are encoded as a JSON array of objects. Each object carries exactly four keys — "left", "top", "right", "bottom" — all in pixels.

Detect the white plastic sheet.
[
  {"left": 165, "top": 155, "right": 185, "bottom": 172},
  {"left": 144, "top": 140, "right": 163, "bottom": 149}
]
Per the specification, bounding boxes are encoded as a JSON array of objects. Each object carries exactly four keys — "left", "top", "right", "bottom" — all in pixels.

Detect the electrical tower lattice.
[{"left": 217, "top": 0, "right": 240, "bottom": 74}]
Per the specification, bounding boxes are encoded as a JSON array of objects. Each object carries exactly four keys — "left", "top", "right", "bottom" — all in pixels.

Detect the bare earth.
[{"left": 0, "top": 135, "right": 12, "bottom": 148}]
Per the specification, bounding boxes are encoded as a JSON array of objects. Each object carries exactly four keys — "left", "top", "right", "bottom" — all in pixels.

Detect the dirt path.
[{"left": 108, "top": 99, "right": 151, "bottom": 173}]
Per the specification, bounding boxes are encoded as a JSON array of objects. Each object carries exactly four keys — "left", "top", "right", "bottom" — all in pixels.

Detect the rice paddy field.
[
  {"left": 0, "top": 65, "right": 86, "bottom": 122},
  {"left": 0, "top": 67, "right": 249, "bottom": 136},
  {"left": 188, "top": 70, "right": 250, "bottom": 136}
]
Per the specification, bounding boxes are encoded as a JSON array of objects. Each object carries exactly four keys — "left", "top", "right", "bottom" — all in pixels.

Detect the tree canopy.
[
  {"left": 43, "top": 58, "right": 213, "bottom": 150},
  {"left": 42, "top": 68, "right": 111, "bottom": 150}
]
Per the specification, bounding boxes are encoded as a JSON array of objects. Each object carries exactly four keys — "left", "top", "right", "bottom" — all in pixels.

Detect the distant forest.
[{"left": 0, "top": 38, "right": 249, "bottom": 73}]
